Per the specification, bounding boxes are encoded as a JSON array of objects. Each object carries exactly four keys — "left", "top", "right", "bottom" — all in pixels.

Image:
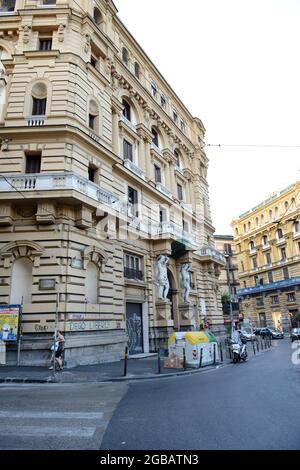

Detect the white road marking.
[
  {"left": 0, "top": 425, "right": 96, "bottom": 437},
  {"left": 0, "top": 411, "right": 104, "bottom": 420}
]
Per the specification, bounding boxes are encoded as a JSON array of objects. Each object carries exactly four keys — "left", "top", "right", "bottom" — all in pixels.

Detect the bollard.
[
  {"left": 199, "top": 347, "right": 203, "bottom": 369},
  {"left": 219, "top": 342, "right": 223, "bottom": 363},
  {"left": 124, "top": 346, "right": 128, "bottom": 377},
  {"left": 183, "top": 348, "right": 187, "bottom": 371},
  {"left": 213, "top": 343, "right": 216, "bottom": 365},
  {"left": 157, "top": 348, "right": 161, "bottom": 375},
  {"left": 252, "top": 340, "right": 256, "bottom": 355}
]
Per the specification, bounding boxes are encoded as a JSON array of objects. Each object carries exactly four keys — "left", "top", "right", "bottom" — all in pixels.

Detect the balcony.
[
  {"left": 27, "top": 116, "right": 46, "bottom": 127},
  {"left": 0, "top": 173, "right": 119, "bottom": 209},
  {"left": 195, "top": 246, "right": 226, "bottom": 265},
  {"left": 155, "top": 182, "right": 173, "bottom": 199},
  {"left": 150, "top": 142, "right": 163, "bottom": 157},
  {"left": 119, "top": 114, "right": 137, "bottom": 133},
  {"left": 124, "top": 267, "right": 144, "bottom": 281},
  {"left": 150, "top": 222, "right": 196, "bottom": 247},
  {"left": 124, "top": 159, "right": 145, "bottom": 180},
  {"left": 238, "top": 276, "right": 300, "bottom": 297}
]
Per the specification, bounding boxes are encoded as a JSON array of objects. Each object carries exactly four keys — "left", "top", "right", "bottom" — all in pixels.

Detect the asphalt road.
[
  {"left": 0, "top": 340, "right": 299, "bottom": 450},
  {"left": 0, "top": 382, "right": 128, "bottom": 450},
  {"left": 101, "top": 339, "right": 300, "bottom": 450}
]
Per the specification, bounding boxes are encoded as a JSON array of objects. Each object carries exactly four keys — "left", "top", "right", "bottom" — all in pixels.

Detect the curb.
[{"left": 0, "top": 346, "right": 275, "bottom": 385}]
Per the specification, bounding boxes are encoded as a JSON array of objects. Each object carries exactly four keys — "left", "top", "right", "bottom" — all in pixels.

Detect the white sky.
[{"left": 115, "top": 0, "right": 300, "bottom": 234}]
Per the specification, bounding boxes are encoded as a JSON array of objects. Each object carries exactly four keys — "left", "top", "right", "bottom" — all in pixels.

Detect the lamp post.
[{"left": 224, "top": 252, "right": 234, "bottom": 330}]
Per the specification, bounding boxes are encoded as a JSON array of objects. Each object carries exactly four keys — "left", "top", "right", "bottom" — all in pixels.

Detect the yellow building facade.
[
  {"left": 0, "top": 0, "right": 225, "bottom": 366},
  {"left": 232, "top": 181, "right": 300, "bottom": 332}
]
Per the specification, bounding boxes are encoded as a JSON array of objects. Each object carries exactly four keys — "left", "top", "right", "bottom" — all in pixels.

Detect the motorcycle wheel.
[{"left": 233, "top": 353, "right": 239, "bottom": 364}]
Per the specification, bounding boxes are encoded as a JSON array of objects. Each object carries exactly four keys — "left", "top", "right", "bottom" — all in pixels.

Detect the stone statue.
[
  {"left": 155, "top": 255, "right": 170, "bottom": 300},
  {"left": 180, "top": 263, "right": 192, "bottom": 303}
]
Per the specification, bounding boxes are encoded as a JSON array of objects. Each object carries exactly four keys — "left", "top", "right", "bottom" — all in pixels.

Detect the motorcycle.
[{"left": 231, "top": 338, "right": 248, "bottom": 363}]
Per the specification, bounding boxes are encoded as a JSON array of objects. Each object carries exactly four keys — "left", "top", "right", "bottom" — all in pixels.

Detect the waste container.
[{"left": 168, "top": 331, "right": 219, "bottom": 368}]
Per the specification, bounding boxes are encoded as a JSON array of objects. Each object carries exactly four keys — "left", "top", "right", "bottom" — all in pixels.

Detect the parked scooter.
[
  {"left": 231, "top": 339, "right": 248, "bottom": 363},
  {"left": 231, "top": 330, "right": 248, "bottom": 363}
]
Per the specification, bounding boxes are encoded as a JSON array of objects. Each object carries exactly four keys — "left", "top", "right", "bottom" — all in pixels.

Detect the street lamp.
[{"left": 224, "top": 252, "right": 234, "bottom": 330}]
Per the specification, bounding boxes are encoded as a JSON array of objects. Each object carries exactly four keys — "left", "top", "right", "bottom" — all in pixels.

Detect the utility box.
[
  {"left": 168, "top": 331, "right": 219, "bottom": 368},
  {"left": 0, "top": 340, "right": 6, "bottom": 365}
]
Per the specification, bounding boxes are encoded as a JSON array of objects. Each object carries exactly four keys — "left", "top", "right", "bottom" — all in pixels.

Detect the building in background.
[
  {"left": 0, "top": 0, "right": 225, "bottom": 366},
  {"left": 214, "top": 235, "right": 241, "bottom": 331},
  {"left": 232, "top": 181, "right": 300, "bottom": 332}
]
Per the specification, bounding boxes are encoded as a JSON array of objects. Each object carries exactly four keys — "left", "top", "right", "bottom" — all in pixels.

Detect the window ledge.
[{"left": 24, "top": 50, "right": 60, "bottom": 59}]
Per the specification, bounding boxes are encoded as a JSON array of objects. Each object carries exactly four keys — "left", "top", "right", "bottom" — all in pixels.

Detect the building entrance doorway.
[
  {"left": 126, "top": 303, "right": 143, "bottom": 355},
  {"left": 272, "top": 311, "right": 282, "bottom": 330}
]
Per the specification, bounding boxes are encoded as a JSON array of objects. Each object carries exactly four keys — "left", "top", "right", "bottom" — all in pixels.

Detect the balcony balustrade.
[
  {"left": 195, "top": 246, "right": 226, "bottom": 265},
  {"left": 124, "top": 267, "right": 144, "bottom": 281},
  {"left": 0, "top": 173, "right": 119, "bottom": 209},
  {"left": 124, "top": 159, "right": 145, "bottom": 180},
  {"left": 150, "top": 142, "right": 163, "bottom": 157},
  {"left": 119, "top": 114, "right": 137, "bottom": 133},
  {"left": 156, "top": 182, "right": 173, "bottom": 199}
]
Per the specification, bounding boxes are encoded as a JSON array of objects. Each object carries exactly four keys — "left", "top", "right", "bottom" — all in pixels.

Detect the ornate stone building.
[
  {"left": 0, "top": 0, "right": 225, "bottom": 366},
  {"left": 232, "top": 181, "right": 300, "bottom": 332},
  {"left": 214, "top": 235, "right": 241, "bottom": 329}
]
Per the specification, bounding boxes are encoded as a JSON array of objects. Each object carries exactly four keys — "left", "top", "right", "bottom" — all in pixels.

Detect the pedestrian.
[{"left": 49, "top": 330, "right": 65, "bottom": 370}]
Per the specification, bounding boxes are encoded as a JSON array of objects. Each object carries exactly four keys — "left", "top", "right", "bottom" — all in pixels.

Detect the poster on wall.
[{"left": 0, "top": 305, "right": 20, "bottom": 341}]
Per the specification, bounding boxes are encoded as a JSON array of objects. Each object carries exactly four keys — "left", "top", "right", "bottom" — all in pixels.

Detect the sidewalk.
[{"left": 0, "top": 342, "right": 273, "bottom": 384}]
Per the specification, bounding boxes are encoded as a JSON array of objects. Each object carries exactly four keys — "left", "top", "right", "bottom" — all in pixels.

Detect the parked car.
[
  {"left": 255, "top": 327, "right": 284, "bottom": 339},
  {"left": 291, "top": 328, "right": 300, "bottom": 342},
  {"left": 238, "top": 330, "right": 256, "bottom": 342}
]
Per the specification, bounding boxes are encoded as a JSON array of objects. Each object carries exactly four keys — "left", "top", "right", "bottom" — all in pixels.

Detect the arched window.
[
  {"left": 85, "top": 262, "right": 98, "bottom": 304},
  {"left": 249, "top": 241, "right": 255, "bottom": 251},
  {"left": 262, "top": 235, "right": 268, "bottom": 246},
  {"left": 93, "top": 7, "right": 103, "bottom": 27},
  {"left": 31, "top": 82, "right": 47, "bottom": 116},
  {"left": 269, "top": 209, "right": 273, "bottom": 221},
  {"left": 255, "top": 217, "right": 259, "bottom": 227},
  {"left": 235, "top": 228, "right": 239, "bottom": 236},
  {"left": 122, "top": 98, "right": 131, "bottom": 121},
  {"left": 134, "top": 62, "right": 140, "bottom": 79},
  {"left": 275, "top": 206, "right": 279, "bottom": 218},
  {"left": 88, "top": 99, "right": 99, "bottom": 132},
  {"left": 10, "top": 258, "right": 32, "bottom": 305},
  {"left": 174, "top": 149, "right": 181, "bottom": 169},
  {"left": 122, "top": 47, "right": 129, "bottom": 66},
  {"left": 151, "top": 82, "right": 157, "bottom": 99},
  {"left": 151, "top": 127, "right": 159, "bottom": 147},
  {"left": 284, "top": 201, "right": 289, "bottom": 211},
  {"left": 261, "top": 214, "right": 264, "bottom": 225},
  {"left": 277, "top": 228, "right": 284, "bottom": 240}
]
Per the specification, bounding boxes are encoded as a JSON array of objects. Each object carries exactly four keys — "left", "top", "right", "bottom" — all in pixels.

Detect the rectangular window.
[
  {"left": 180, "top": 120, "right": 186, "bottom": 133},
  {"left": 294, "top": 221, "right": 299, "bottom": 233},
  {"left": 252, "top": 256, "right": 258, "bottom": 269},
  {"left": 128, "top": 186, "right": 138, "bottom": 217},
  {"left": 256, "top": 298, "right": 264, "bottom": 307},
  {"left": 283, "top": 267, "right": 289, "bottom": 280},
  {"left": 287, "top": 293, "right": 296, "bottom": 303},
  {"left": 32, "top": 97, "right": 47, "bottom": 116},
  {"left": 271, "top": 295, "right": 279, "bottom": 305},
  {"left": 91, "top": 56, "right": 97, "bottom": 68},
  {"left": 88, "top": 166, "right": 96, "bottom": 183},
  {"left": 39, "top": 39, "right": 52, "bottom": 51},
  {"left": 25, "top": 153, "right": 41, "bottom": 174},
  {"left": 173, "top": 109, "right": 178, "bottom": 124},
  {"left": 154, "top": 164, "right": 161, "bottom": 183},
  {"left": 280, "top": 247, "right": 287, "bottom": 261},
  {"left": 124, "top": 254, "right": 143, "bottom": 280},
  {"left": 177, "top": 183, "right": 183, "bottom": 201},
  {"left": 182, "top": 219, "right": 189, "bottom": 232},
  {"left": 123, "top": 140, "right": 133, "bottom": 161},
  {"left": 224, "top": 243, "right": 232, "bottom": 255},
  {"left": 89, "top": 114, "right": 95, "bottom": 130},
  {"left": 265, "top": 252, "right": 272, "bottom": 265},
  {"left": 160, "top": 94, "right": 166, "bottom": 109},
  {"left": 267, "top": 271, "right": 274, "bottom": 284},
  {"left": 159, "top": 206, "right": 167, "bottom": 223},
  {"left": 1, "top": 0, "right": 16, "bottom": 11}
]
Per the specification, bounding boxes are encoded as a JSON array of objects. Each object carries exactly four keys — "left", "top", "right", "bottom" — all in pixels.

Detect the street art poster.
[{"left": 0, "top": 305, "right": 20, "bottom": 341}]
